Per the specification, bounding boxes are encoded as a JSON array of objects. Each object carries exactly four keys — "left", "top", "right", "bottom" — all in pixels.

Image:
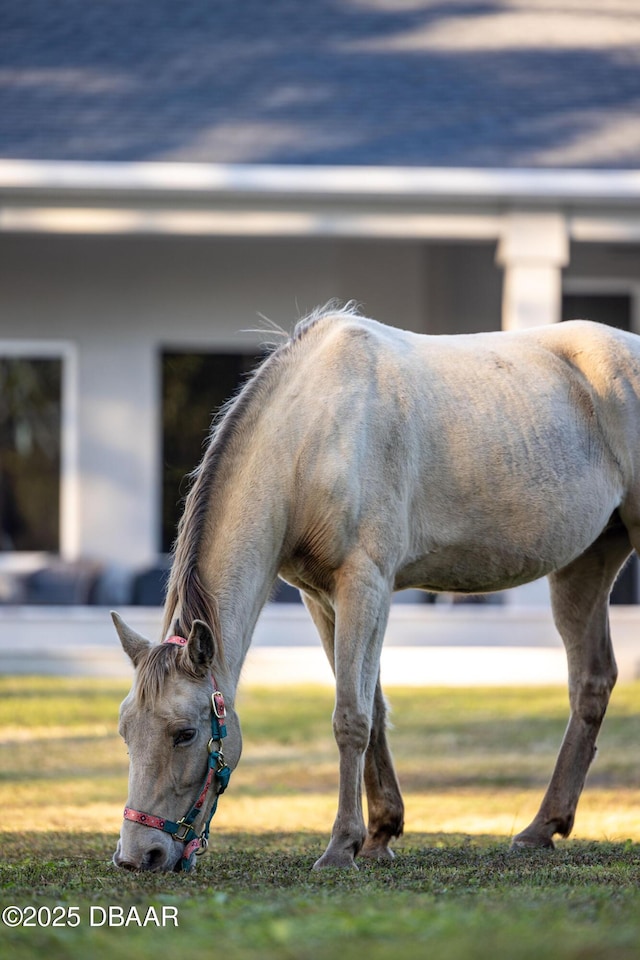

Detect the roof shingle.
[{"left": 1, "top": 0, "right": 639, "bottom": 168}]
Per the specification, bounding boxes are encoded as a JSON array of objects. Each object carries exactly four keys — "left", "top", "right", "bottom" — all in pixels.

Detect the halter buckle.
[
  {"left": 212, "top": 691, "right": 227, "bottom": 720},
  {"left": 174, "top": 818, "right": 196, "bottom": 843},
  {"left": 196, "top": 835, "right": 208, "bottom": 856}
]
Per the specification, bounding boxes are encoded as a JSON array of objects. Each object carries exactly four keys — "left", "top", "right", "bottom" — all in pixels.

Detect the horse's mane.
[
  {"left": 160, "top": 302, "right": 361, "bottom": 658},
  {"left": 133, "top": 642, "right": 203, "bottom": 706}
]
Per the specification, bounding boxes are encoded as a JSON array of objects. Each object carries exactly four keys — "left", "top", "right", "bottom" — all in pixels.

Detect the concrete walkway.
[{"left": 1, "top": 603, "right": 638, "bottom": 685}]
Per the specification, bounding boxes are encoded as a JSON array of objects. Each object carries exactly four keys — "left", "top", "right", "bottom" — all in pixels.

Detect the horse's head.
[{"left": 111, "top": 612, "right": 240, "bottom": 872}]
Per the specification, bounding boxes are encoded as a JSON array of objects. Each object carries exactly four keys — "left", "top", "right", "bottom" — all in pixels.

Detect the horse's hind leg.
[
  {"left": 512, "top": 521, "right": 631, "bottom": 849},
  {"left": 361, "top": 678, "right": 405, "bottom": 859},
  {"left": 302, "top": 590, "right": 404, "bottom": 861}
]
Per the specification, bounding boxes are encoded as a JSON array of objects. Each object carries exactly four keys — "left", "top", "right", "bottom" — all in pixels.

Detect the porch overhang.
[{"left": 1, "top": 160, "right": 640, "bottom": 243}]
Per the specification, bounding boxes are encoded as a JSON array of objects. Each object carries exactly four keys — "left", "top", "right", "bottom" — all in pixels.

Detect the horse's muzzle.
[{"left": 112, "top": 829, "right": 183, "bottom": 873}]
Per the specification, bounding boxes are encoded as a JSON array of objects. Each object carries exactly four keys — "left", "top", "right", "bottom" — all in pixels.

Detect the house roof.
[{"left": 2, "top": 0, "right": 640, "bottom": 169}]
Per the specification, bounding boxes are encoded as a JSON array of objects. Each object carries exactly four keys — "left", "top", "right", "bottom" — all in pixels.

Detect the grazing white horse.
[{"left": 113, "top": 304, "right": 640, "bottom": 872}]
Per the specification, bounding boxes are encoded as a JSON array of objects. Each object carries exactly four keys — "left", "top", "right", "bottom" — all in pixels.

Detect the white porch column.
[
  {"left": 496, "top": 212, "right": 569, "bottom": 331},
  {"left": 496, "top": 213, "right": 569, "bottom": 606},
  {"left": 69, "top": 335, "right": 159, "bottom": 568}
]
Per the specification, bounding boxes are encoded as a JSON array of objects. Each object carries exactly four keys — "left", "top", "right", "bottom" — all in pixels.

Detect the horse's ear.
[
  {"left": 184, "top": 619, "right": 215, "bottom": 676},
  {"left": 111, "top": 611, "right": 151, "bottom": 667}
]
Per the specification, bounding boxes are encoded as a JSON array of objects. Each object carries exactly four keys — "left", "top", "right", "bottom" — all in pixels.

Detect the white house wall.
[
  {"left": 0, "top": 233, "right": 429, "bottom": 566},
  {"left": 3, "top": 227, "right": 640, "bottom": 576},
  {"left": 423, "top": 243, "right": 503, "bottom": 335}
]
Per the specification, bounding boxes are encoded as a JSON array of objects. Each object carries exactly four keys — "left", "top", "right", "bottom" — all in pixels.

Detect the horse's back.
[
  {"left": 296, "top": 312, "right": 640, "bottom": 459},
  {"left": 289, "top": 313, "right": 640, "bottom": 460}
]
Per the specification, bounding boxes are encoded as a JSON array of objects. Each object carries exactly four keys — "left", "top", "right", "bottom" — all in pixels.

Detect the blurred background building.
[{"left": 1, "top": 1, "right": 640, "bottom": 622}]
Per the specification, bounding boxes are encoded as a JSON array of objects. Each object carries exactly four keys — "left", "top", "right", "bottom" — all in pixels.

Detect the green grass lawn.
[{"left": 0, "top": 676, "right": 639, "bottom": 960}]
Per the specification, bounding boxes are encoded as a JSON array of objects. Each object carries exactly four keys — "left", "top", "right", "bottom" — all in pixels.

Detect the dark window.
[
  {"left": 161, "top": 351, "right": 263, "bottom": 552},
  {"left": 0, "top": 357, "right": 61, "bottom": 552},
  {"left": 562, "top": 293, "right": 632, "bottom": 331},
  {"left": 562, "top": 292, "right": 635, "bottom": 603}
]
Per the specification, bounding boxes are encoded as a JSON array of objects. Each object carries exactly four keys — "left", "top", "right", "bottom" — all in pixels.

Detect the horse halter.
[{"left": 122, "top": 635, "right": 232, "bottom": 872}]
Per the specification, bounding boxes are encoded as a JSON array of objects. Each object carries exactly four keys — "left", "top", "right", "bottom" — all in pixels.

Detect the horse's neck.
[{"left": 198, "top": 468, "right": 287, "bottom": 691}]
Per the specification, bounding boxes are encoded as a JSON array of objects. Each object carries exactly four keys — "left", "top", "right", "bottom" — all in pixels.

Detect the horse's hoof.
[
  {"left": 511, "top": 833, "right": 555, "bottom": 851},
  {"left": 359, "top": 841, "right": 396, "bottom": 861},
  {"left": 312, "top": 852, "right": 359, "bottom": 871}
]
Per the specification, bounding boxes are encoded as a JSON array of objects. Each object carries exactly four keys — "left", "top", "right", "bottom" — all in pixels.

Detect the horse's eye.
[{"left": 173, "top": 728, "right": 197, "bottom": 747}]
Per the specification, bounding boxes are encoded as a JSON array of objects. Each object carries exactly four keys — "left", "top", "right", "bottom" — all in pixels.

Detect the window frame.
[
  {"left": 0, "top": 340, "right": 77, "bottom": 566},
  {"left": 159, "top": 344, "right": 266, "bottom": 553}
]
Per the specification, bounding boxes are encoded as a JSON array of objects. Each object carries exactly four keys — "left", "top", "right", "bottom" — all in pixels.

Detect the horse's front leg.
[
  {"left": 313, "top": 560, "right": 392, "bottom": 870},
  {"left": 302, "top": 591, "right": 404, "bottom": 863}
]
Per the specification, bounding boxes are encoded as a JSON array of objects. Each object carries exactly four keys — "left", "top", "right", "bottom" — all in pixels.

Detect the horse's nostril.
[{"left": 145, "top": 846, "right": 168, "bottom": 871}]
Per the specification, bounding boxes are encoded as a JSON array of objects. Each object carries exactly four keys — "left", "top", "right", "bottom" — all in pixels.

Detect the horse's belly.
[
  {"left": 395, "top": 495, "right": 619, "bottom": 595},
  {"left": 396, "top": 547, "right": 555, "bottom": 594}
]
